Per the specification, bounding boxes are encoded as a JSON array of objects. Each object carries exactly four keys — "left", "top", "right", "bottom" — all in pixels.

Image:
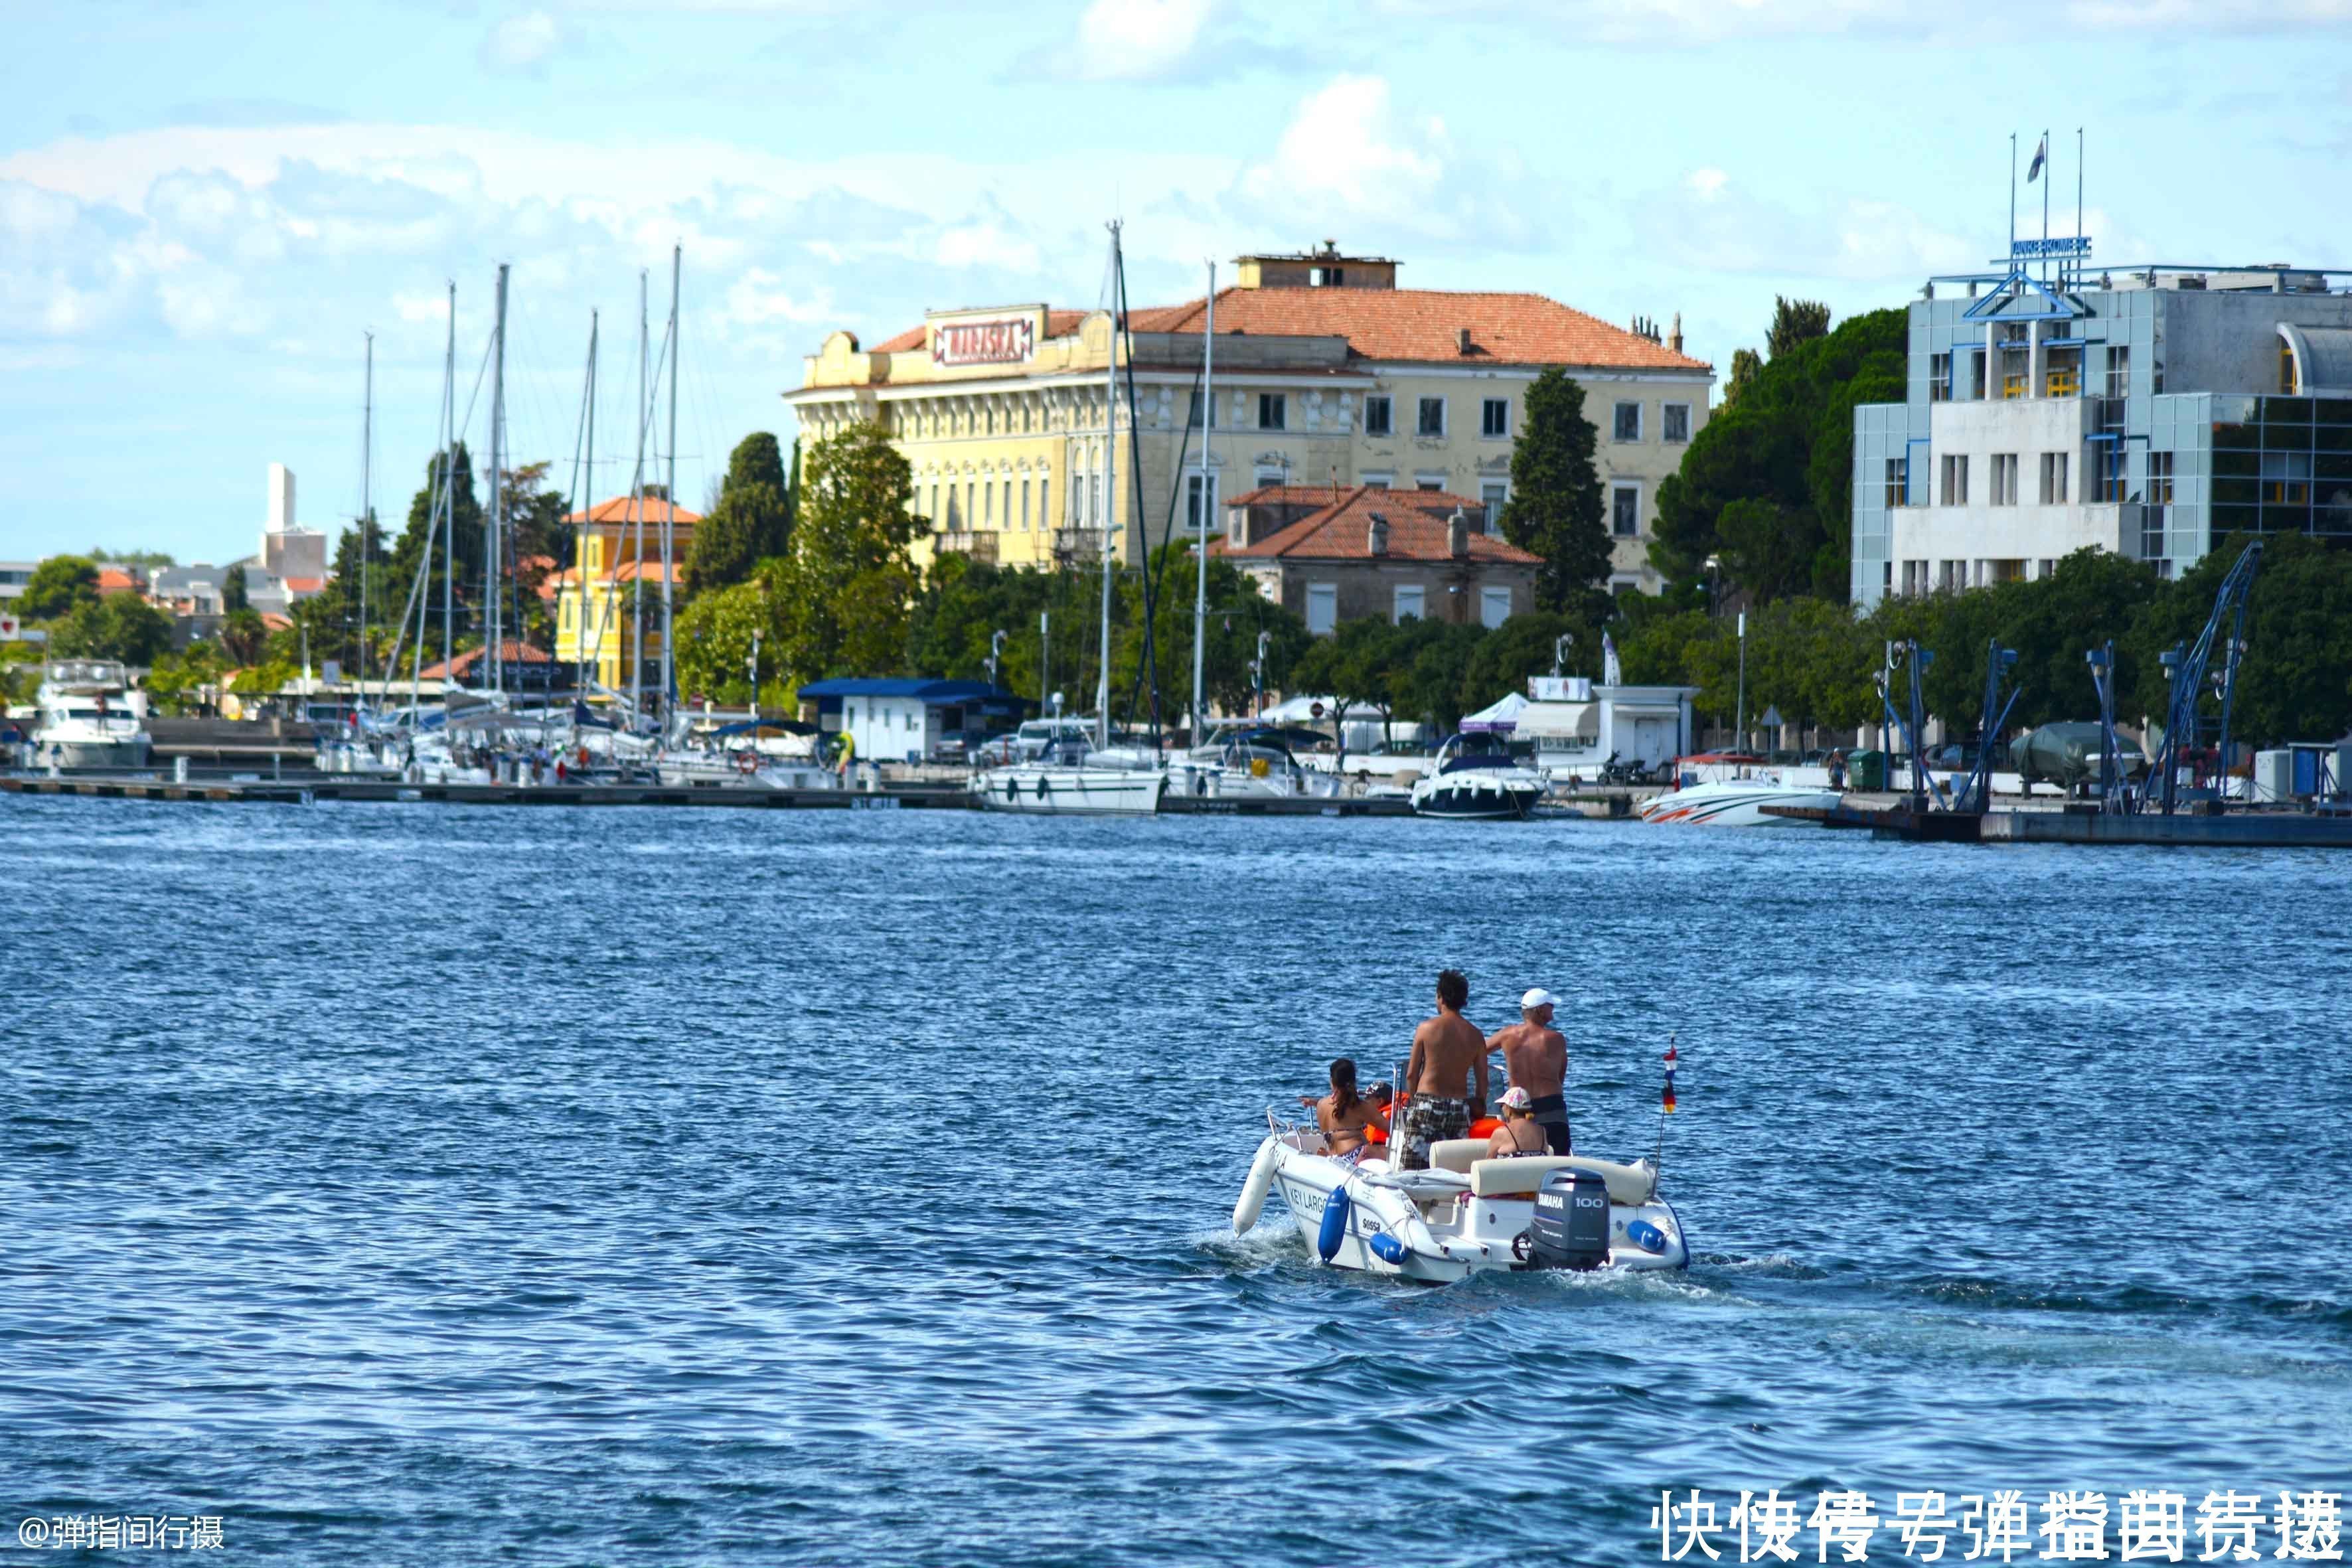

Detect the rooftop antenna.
[{"left": 2075, "top": 127, "right": 2085, "bottom": 292}]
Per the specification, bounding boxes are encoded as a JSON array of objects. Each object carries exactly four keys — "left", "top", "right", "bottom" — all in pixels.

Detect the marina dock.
[{"left": 0, "top": 773, "right": 1418, "bottom": 815}]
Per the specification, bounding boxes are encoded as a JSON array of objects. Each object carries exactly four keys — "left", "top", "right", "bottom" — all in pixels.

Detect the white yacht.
[
  {"left": 1170, "top": 726, "right": 1340, "bottom": 801},
  {"left": 1637, "top": 757, "right": 1840, "bottom": 826},
  {"left": 971, "top": 735, "right": 1165, "bottom": 815},
  {"left": 1409, "top": 732, "right": 1547, "bottom": 820},
  {"left": 33, "top": 660, "right": 151, "bottom": 769}
]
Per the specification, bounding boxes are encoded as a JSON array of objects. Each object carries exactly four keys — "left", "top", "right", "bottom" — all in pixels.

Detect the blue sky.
[{"left": 3, "top": 0, "right": 2345, "bottom": 566}]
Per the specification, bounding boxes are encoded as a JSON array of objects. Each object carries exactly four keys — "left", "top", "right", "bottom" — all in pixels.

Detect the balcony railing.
[
  {"left": 1052, "top": 527, "right": 1101, "bottom": 564},
  {"left": 935, "top": 530, "right": 999, "bottom": 565}
]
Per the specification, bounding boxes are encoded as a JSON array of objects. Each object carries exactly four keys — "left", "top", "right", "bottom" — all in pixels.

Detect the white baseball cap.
[
  {"left": 1498, "top": 1086, "right": 1533, "bottom": 1111},
  {"left": 1521, "top": 988, "right": 1559, "bottom": 1010}
]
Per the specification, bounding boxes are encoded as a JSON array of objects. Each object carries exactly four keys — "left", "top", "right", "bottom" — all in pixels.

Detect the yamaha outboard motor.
[{"left": 1528, "top": 1167, "right": 1611, "bottom": 1271}]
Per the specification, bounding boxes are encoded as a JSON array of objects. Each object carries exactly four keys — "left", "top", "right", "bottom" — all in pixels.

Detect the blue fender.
[{"left": 1316, "top": 1184, "right": 1352, "bottom": 1262}]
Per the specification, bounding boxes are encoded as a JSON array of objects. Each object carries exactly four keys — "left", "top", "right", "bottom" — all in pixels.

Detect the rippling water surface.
[{"left": 4, "top": 798, "right": 2348, "bottom": 1565}]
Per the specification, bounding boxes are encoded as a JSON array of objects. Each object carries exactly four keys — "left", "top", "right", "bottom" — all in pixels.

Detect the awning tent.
[{"left": 1459, "top": 692, "right": 1528, "bottom": 733}]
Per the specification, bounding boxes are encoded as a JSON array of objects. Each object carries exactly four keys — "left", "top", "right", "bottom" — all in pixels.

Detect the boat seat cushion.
[
  {"left": 1468, "top": 1155, "right": 1654, "bottom": 1205},
  {"left": 1427, "top": 1138, "right": 1490, "bottom": 1174}
]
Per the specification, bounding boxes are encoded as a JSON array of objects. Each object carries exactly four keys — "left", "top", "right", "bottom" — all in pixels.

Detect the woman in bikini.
[
  {"left": 1488, "top": 1086, "right": 1550, "bottom": 1158},
  {"left": 1299, "top": 1058, "right": 1376, "bottom": 1159}
]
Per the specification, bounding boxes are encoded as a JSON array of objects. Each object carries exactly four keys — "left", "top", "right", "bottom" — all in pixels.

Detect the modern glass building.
[{"left": 1851, "top": 260, "right": 2352, "bottom": 607}]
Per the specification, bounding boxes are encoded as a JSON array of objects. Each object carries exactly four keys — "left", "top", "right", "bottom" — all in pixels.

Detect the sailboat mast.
[
  {"left": 440, "top": 280, "right": 455, "bottom": 686},
  {"left": 358, "top": 331, "right": 372, "bottom": 689},
  {"left": 1190, "top": 261, "right": 1214, "bottom": 744},
  {"left": 580, "top": 311, "right": 597, "bottom": 698},
  {"left": 1096, "top": 220, "right": 1121, "bottom": 750},
  {"left": 487, "top": 262, "right": 509, "bottom": 696},
  {"left": 661, "top": 243, "right": 680, "bottom": 716},
  {"left": 631, "top": 269, "right": 648, "bottom": 722}
]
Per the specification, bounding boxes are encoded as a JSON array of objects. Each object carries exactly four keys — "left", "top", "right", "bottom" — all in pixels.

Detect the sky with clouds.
[{"left": 3, "top": 0, "right": 2345, "bottom": 565}]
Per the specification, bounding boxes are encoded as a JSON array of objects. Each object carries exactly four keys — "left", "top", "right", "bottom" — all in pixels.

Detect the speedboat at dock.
[{"left": 1409, "top": 732, "right": 1546, "bottom": 820}]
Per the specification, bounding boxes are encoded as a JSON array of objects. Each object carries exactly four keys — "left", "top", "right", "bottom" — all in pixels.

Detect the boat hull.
[
  {"left": 973, "top": 765, "right": 1164, "bottom": 815},
  {"left": 1410, "top": 772, "right": 1543, "bottom": 820},
  {"left": 39, "top": 736, "right": 151, "bottom": 770},
  {"left": 1260, "top": 1137, "right": 1688, "bottom": 1281},
  {"left": 1640, "top": 782, "right": 1842, "bottom": 826}
]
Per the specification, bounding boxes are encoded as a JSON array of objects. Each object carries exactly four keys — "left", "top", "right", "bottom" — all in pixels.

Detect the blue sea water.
[{"left": 3, "top": 797, "right": 2347, "bottom": 1566}]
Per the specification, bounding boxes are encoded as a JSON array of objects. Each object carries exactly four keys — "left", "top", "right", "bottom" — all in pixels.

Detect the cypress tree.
[{"left": 1498, "top": 368, "right": 1610, "bottom": 623}]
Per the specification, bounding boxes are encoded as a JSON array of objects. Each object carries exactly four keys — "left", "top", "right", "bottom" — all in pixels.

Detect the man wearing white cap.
[{"left": 1490, "top": 987, "right": 1571, "bottom": 1155}]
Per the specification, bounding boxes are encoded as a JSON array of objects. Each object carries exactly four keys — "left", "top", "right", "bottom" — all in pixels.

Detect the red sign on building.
[{"left": 933, "top": 316, "right": 1036, "bottom": 368}]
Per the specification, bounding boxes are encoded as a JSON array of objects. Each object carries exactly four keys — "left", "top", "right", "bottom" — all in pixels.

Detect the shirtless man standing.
[
  {"left": 1489, "top": 986, "right": 1571, "bottom": 1154},
  {"left": 1397, "top": 970, "right": 1487, "bottom": 1171}
]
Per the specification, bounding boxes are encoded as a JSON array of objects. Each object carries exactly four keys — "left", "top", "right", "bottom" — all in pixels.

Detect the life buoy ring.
[{"left": 734, "top": 751, "right": 759, "bottom": 775}]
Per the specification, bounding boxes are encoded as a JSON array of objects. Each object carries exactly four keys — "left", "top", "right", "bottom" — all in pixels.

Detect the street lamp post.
[{"left": 747, "top": 630, "right": 762, "bottom": 720}]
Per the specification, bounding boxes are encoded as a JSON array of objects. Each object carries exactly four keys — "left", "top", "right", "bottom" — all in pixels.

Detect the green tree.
[
  {"left": 1105, "top": 545, "right": 1312, "bottom": 728},
  {"left": 1389, "top": 616, "right": 1488, "bottom": 736},
  {"left": 1766, "top": 297, "right": 1834, "bottom": 359},
  {"left": 1723, "top": 348, "right": 1763, "bottom": 408},
  {"left": 88, "top": 548, "right": 176, "bottom": 570},
  {"left": 1650, "top": 307, "right": 1906, "bottom": 604},
  {"left": 688, "top": 433, "right": 795, "bottom": 593},
  {"left": 1291, "top": 617, "right": 1410, "bottom": 757},
  {"left": 1498, "top": 368, "right": 1610, "bottom": 622},
  {"left": 218, "top": 607, "right": 268, "bottom": 666},
  {"left": 2126, "top": 532, "right": 2352, "bottom": 747},
  {"left": 222, "top": 564, "right": 250, "bottom": 613},
  {"left": 768, "top": 422, "right": 921, "bottom": 686},
  {"left": 1458, "top": 609, "right": 1585, "bottom": 712},
  {"left": 49, "top": 591, "right": 173, "bottom": 666},
  {"left": 23, "top": 556, "right": 100, "bottom": 621},
  {"left": 386, "top": 442, "right": 486, "bottom": 651}
]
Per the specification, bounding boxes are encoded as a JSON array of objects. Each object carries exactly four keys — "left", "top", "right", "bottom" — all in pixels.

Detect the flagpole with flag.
[
  {"left": 2008, "top": 131, "right": 2018, "bottom": 262},
  {"left": 2034, "top": 130, "right": 2051, "bottom": 284}
]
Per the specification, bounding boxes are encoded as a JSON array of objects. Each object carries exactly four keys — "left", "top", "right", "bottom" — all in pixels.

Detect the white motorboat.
[
  {"left": 33, "top": 660, "right": 151, "bottom": 769},
  {"left": 971, "top": 735, "right": 1165, "bottom": 815},
  {"left": 1233, "top": 1123, "right": 1689, "bottom": 1281},
  {"left": 655, "top": 746, "right": 840, "bottom": 790},
  {"left": 1409, "top": 732, "right": 1545, "bottom": 820},
  {"left": 1638, "top": 779, "right": 1841, "bottom": 826}
]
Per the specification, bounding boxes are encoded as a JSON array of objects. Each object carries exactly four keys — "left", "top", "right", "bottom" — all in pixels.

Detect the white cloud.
[
  {"left": 721, "top": 268, "right": 834, "bottom": 326},
  {"left": 481, "top": 11, "right": 566, "bottom": 74},
  {"left": 935, "top": 222, "right": 1042, "bottom": 274},
  {"left": 1639, "top": 169, "right": 1974, "bottom": 283},
  {"left": 1375, "top": 0, "right": 2351, "bottom": 40},
  {"left": 1686, "top": 167, "right": 1728, "bottom": 200},
  {"left": 1073, "top": 0, "right": 1214, "bottom": 80},
  {"left": 1237, "top": 76, "right": 1449, "bottom": 230}
]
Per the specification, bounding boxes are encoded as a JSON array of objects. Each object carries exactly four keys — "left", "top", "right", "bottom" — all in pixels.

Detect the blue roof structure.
[{"left": 797, "top": 678, "right": 1012, "bottom": 703}]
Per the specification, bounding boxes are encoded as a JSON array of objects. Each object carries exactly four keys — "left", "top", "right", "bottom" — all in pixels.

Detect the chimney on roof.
[
  {"left": 1456, "top": 327, "right": 1473, "bottom": 355},
  {"left": 1447, "top": 509, "right": 1470, "bottom": 560},
  {"left": 1668, "top": 313, "right": 1684, "bottom": 354},
  {"left": 1368, "top": 512, "right": 1389, "bottom": 556}
]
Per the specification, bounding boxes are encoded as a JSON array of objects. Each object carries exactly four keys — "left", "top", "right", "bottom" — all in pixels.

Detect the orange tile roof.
[
  {"left": 864, "top": 292, "right": 1706, "bottom": 374},
  {"left": 280, "top": 576, "right": 327, "bottom": 595},
  {"left": 565, "top": 495, "right": 704, "bottom": 526},
  {"left": 1217, "top": 486, "right": 1540, "bottom": 566},
  {"left": 1132, "top": 288, "right": 1708, "bottom": 371},
  {"left": 95, "top": 568, "right": 145, "bottom": 595},
  {"left": 417, "top": 640, "right": 555, "bottom": 680},
  {"left": 547, "top": 559, "right": 683, "bottom": 588}
]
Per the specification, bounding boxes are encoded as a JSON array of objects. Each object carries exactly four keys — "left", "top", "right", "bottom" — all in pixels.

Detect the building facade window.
[
  {"left": 1481, "top": 398, "right": 1509, "bottom": 438},
  {"left": 1259, "top": 393, "right": 1286, "bottom": 430},
  {"left": 1613, "top": 402, "right": 1641, "bottom": 441},
  {"left": 1020, "top": 479, "right": 1030, "bottom": 530},
  {"left": 1362, "top": 471, "right": 1393, "bottom": 489},
  {"left": 1185, "top": 475, "right": 1219, "bottom": 534},
  {"left": 2039, "top": 452, "right": 2069, "bottom": 505},
  {"left": 1662, "top": 403, "right": 1690, "bottom": 442},
  {"left": 1884, "top": 458, "right": 1908, "bottom": 509},
  {"left": 1611, "top": 483, "right": 1640, "bottom": 537},
  {"left": 1929, "top": 353, "right": 1952, "bottom": 403},
  {"left": 2148, "top": 451, "right": 2175, "bottom": 505},
  {"left": 1414, "top": 473, "right": 1447, "bottom": 491},
  {"left": 1480, "top": 587, "right": 1512, "bottom": 629},
  {"left": 1992, "top": 453, "right": 2019, "bottom": 505},
  {"left": 1040, "top": 479, "right": 1049, "bottom": 530},
  {"left": 2094, "top": 445, "right": 2126, "bottom": 503},
  {"left": 1941, "top": 453, "right": 1969, "bottom": 505},
  {"left": 1306, "top": 582, "right": 1337, "bottom": 635},
  {"left": 1480, "top": 480, "right": 1509, "bottom": 519},
  {"left": 2105, "top": 345, "right": 2131, "bottom": 398},
  {"left": 1968, "top": 348, "right": 1988, "bottom": 400},
  {"left": 1364, "top": 395, "right": 1392, "bottom": 436},
  {"left": 1393, "top": 584, "right": 1425, "bottom": 623},
  {"left": 1188, "top": 390, "right": 1217, "bottom": 429},
  {"left": 1417, "top": 396, "right": 1446, "bottom": 437}
]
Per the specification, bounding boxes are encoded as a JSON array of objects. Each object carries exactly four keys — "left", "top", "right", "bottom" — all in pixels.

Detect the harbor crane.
[{"left": 2152, "top": 540, "right": 2262, "bottom": 815}]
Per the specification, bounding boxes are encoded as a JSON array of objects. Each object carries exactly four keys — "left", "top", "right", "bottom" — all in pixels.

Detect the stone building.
[
  {"left": 785, "top": 244, "right": 1711, "bottom": 593},
  {"left": 1213, "top": 485, "right": 1539, "bottom": 633}
]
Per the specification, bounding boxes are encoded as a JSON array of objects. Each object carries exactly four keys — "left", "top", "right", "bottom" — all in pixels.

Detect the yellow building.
[
  {"left": 551, "top": 494, "right": 700, "bottom": 694},
  {"left": 784, "top": 244, "right": 1713, "bottom": 593}
]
